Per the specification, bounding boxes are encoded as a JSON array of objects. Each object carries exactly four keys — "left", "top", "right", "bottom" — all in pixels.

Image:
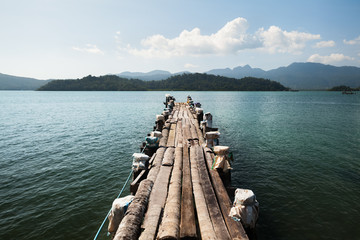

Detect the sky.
[{"left": 1, "top": 0, "right": 360, "bottom": 79}]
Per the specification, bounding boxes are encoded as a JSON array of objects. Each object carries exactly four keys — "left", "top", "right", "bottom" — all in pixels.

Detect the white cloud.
[
  {"left": 313, "top": 40, "right": 335, "bottom": 48},
  {"left": 184, "top": 63, "right": 199, "bottom": 69},
  {"left": 343, "top": 36, "right": 360, "bottom": 45},
  {"left": 307, "top": 53, "right": 354, "bottom": 64},
  {"left": 73, "top": 44, "right": 104, "bottom": 55},
  {"left": 257, "top": 26, "right": 320, "bottom": 54},
  {"left": 122, "top": 17, "right": 320, "bottom": 58}
]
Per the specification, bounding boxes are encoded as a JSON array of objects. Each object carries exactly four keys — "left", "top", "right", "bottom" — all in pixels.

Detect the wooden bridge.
[{"left": 111, "top": 100, "right": 250, "bottom": 240}]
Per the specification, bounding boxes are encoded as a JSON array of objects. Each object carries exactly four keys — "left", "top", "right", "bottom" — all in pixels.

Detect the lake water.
[{"left": 0, "top": 91, "right": 359, "bottom": 240}]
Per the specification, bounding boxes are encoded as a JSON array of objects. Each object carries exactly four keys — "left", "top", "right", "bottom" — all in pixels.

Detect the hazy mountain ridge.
[
  {"left": 0, "top": 73, "right": 50, "bottom": 90},
  {"left": 117, "top": 70, "right": 191, "bottom": 81},
  {"left": 117, "top": 63, "right": 360, "bottom": 89},
  {"left": 1, "top": 62, "right": 360, "bottom": 90},
  {"left": 208, "top": 63, "right": 360, "bottom": 89}
]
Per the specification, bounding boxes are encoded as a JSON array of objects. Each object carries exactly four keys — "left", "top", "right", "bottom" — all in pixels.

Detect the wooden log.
[
  {"left": 180, "top": 145, "right": 197, "bottom": 239},
  {"left": 166, "top": 123, "right": 176, "bottom": 147},
  {"left": 162, "top": 147, "right": 175, "bottom": 166},
  {"left": 147, "top": 148, "right": 165, "bottom": 182},
  {"left": 195, "top": 145, "right": 231, "bottom": 240},
  {"left": 130, "top": 169, "right": 147, "bottom": 194},
  {"left": 114, "top": 179, "right": 153, "bottom": 240},
  {"left": 157, "top": 147, "right": 183, "bottom": 240},
  {"left": 139, "top": 164, "right": 173, "bottom": 240},
  {"left": 203, "top": 147, "right": 249, "bottom": 240},
  {"left": 189, "top": 146, "right": 217, "bottom": 240},
  {"left": 159, "top": 128, "right": 169, "bottom": 147}
]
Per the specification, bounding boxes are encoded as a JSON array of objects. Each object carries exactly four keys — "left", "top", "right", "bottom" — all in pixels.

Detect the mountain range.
[
  {"left": 118, "top": 63, "right": 360, "bottom": 90},
  {"left": 1, "top": 62, "right": 360, "bottom": 90}
]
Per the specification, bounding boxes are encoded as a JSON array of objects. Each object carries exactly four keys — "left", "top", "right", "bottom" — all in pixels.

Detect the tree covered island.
[{"left": 38, "top": 73, "right": 289, "bottom": 91}]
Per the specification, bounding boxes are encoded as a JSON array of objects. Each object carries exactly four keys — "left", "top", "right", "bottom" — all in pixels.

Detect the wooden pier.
[{"left": 112, "top": 99, "right": 250, "bottom": 240}]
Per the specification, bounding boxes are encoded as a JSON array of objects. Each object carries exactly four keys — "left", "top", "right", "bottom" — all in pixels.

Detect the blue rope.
[
  {"left": 93, "top": 169, "right": 133, "bottom": 240},
  {"left": 93, "top": 144, "right": 147, "bottom": 240}
]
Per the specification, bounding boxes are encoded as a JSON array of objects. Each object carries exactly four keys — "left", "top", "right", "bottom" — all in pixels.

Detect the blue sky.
[{"left": 1, "top": 0, "right": 360, "bottom": 79}]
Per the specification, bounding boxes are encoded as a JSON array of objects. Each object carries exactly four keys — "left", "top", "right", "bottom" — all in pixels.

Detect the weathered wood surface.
[
  {"left": 175, "top": 119, "right": 183, "bottom": 148},
  {"left": 191, "top": 118, "right": 205, "bottom": 145},
  {"left": 139, "top": 164, "right": 173, "bottom": 240},
  {"left": 195, "top": 145, "right": 231, "bottom": 240},
  {"left": 180, "top": 143, "right": 197, "bottom": 239},
  {"left": 189, "top": 146, "right": 217, "bottom": 240},
  {"left": 159, "top": 122, "right": 171, "bottom": 147},
  {"left": 157, "top": 147, "right": 183, "bottom": 240},
  {"left": 114, "top": 179, "right": 153, "bottom": 240},
  {"left": 121, "top": 100, "right": 250, "bottom": 240},
  {"left": 182, "top": 118, "right": 192, "bottom": 141},
  {"left": 204, "top": 147, "right": 249, "bottom": 240},
  {"left": 166, "top": 123, "right": 177, "bottom": 147},
  {"left": 147, "top": 148, "right": 166, "bottom": 182},
  {"left": 162, "top": 147, "right": 175, "bottom": 166}
]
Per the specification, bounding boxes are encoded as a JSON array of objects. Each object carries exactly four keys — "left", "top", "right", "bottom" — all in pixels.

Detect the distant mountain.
[
  {"left": 207, "top": 64, "right": 266, "bottom": 79},
  {"left": 117, "top": 70, "right": 172, "bottom": 81},
  {"left": 3, "top": 62, "right": 360, "bottom": 90},
  {"left": 117, "top": 70, "right": 191, "bottom": 81},
  {"left": 38, "top": 73, "right": 289, "bottom": 91},
  {"left": 0, "top": 73, "right": 50, "bottom": 90},
  {"left": 207, "top": 63, "right": 360, "bottom": 90}
]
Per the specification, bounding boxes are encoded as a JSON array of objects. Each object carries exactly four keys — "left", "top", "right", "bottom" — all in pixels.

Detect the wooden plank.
[
  {"left": 195, "top": 145, "right": 231, "bottom": 240},
  {"left": 182, "top": 119, "right": 192, "bottom": 142},
  {"left": 139, "top": 165, "right": 173, "bottom": 240},
  {"left": 114, "top": 179, "right": 153, "bottom": 240},
  {"left": 191, "top": 118, "right": 205, "bottom": 145},
  {"left": 157, "top": 147, "right": 183, "bottom": 240},
  {"left": 172, "top": 109, "right": 179, "bottom": 122},
  {"left": 189, "top": 121, "right": 199, "bottom": 140},
  {"left": 147, "top": 148, "right": 165, "bottom": 182},
  {"left": 203, "top": 147, "right": 249, "bottom": 240},
  {"left": 175, "top": 119, "right": 183, "bottom": 148},
  {"left": 180, "top": 145, "right": 197, "bottom": 239},
  {"left": 166, "top": 123, "right": 177, "bottom": 147},
  {"left": 189, "top": 146, "right": 217, "bottom": 240},
  {"left": 130, "top": 169, "right": 147, "bottom": 194}
]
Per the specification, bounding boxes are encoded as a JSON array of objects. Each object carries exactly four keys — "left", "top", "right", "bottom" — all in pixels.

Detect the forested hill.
[{"left": 37, "top": 73, "right": 289, "bottom": 91}]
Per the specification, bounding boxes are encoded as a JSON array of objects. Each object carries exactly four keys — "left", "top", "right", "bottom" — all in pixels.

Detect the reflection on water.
[{"left": 0, "top": 91, "right": 359, "bottom": 240}]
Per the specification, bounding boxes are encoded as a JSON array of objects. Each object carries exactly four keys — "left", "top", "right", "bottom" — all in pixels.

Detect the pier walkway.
[{"left": 111, "top": 100, "right": 250, "bottom": 240}]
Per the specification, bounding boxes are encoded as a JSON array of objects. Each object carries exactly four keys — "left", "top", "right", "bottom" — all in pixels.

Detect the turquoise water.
[{"left": 0, "top": 91, "right": 359, "bottom": 240}]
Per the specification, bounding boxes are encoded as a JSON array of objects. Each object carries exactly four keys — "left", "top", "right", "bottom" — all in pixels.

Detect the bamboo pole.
[
  {"left": 114, "top": 179, "right": 153, "bottom": 240},
  {"left": 157, "top": 147, "right": 183, "bottom": 240},
  {"left": 203, "top": 147, "right": 249, "bottom": 240}
]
